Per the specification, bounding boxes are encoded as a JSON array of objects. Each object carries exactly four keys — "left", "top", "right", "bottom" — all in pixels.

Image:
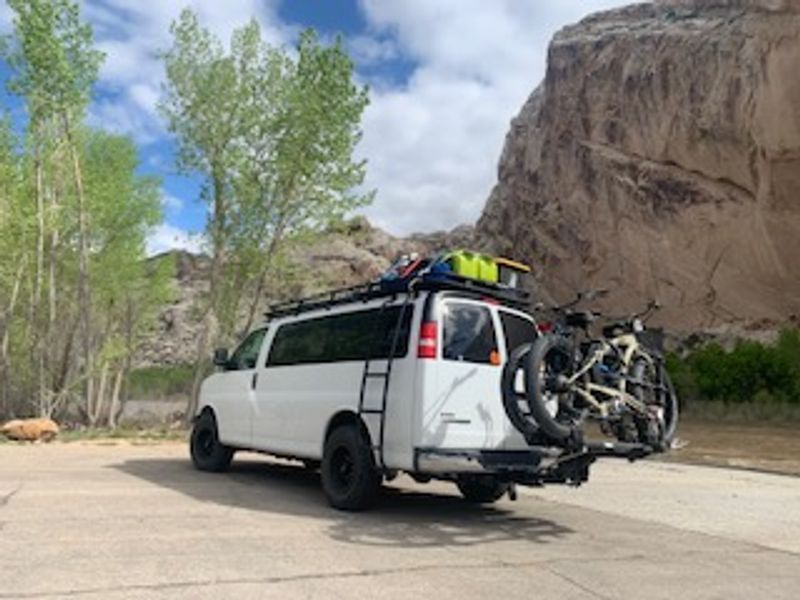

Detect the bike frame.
[{"left": 566, "top": 332, "right": 652, "bottom": 417}]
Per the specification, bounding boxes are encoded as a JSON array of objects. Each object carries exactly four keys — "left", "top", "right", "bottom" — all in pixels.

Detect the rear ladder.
[{"left": 358, "top": 296, "right": 413, "bottom": 469}]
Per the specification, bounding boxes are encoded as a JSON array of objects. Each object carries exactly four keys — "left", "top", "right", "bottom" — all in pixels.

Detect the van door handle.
[{"left": 251, "top": 373, "right": 258, "bottom": 389}]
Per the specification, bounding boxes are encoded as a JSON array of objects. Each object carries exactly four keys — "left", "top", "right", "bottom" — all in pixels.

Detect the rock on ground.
[{"left": 1, "top": 417, "right": 59, "bottom": 442}]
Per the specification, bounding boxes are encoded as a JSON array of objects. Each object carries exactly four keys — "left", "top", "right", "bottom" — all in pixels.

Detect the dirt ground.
[
  {"left": 663, "top": 420, "right": 800, "bottom": 476},
  {"left": 1, "top": 442, "right": 799, "bottom": 599}
]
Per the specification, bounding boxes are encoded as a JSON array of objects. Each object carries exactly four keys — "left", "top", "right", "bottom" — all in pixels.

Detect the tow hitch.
[{"left": 537, "top": 441, "right": 652, "bottom": 486}]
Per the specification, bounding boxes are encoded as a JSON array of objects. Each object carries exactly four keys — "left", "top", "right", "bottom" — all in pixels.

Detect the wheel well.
[
  {"left": 197, "top": 406, "right": 216, "bottom": 422},
  {"left": 323, "top": 411, "right": 371, "bottom": 450}
]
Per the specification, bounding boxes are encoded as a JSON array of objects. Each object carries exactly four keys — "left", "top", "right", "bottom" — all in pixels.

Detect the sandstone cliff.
[{"left": 477, "top": 0, "right": 800, "bottom": 331}]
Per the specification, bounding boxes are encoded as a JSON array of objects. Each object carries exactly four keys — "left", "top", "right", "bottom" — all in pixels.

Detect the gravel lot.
[{"left": 1, "top": 443, "right": 799, "bottom": 599}]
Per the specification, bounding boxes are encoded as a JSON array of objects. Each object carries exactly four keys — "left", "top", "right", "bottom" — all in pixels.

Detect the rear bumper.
[
  {"left": 414, "top": 441, "right": 652, "bottom": 485},
  {"left": 414, "top": 447, "right": 561, "bottom": 475}
]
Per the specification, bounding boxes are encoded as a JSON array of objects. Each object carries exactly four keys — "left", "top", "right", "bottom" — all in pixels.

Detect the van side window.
[
  {"left": 227, "top": 328, "right": 267, "bottom": 370},
  {"left": 266, "top": 306, "right": 413, "bottom": 367},
  {"left": 499, "top": 311, "right": 537, "bottom": 355},
  {"left": 442, "top": 303, "right": 497, "bottom": 364},
  {"left": 267, "top": 319, "right": 329, "bottom": 366}
]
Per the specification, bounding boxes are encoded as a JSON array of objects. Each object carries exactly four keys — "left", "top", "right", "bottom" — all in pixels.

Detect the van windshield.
[{"left": 499, "top": 311, "right": 537, "bottom": 355}]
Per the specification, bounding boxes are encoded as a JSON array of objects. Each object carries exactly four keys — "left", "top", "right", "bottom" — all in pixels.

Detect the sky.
[{"left": 0, "top": 0, "right": 630, "bottom": 255}]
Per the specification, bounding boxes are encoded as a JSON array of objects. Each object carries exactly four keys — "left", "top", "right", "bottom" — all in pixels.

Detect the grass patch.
[
  {"left": 680, "top": 400, "right": 800, "bottom": 425},
  {"left": 57, "top": 426, "right": 186, "bottom": 443}
]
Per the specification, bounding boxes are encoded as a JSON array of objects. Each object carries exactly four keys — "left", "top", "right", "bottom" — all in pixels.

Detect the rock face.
[
  {"left": 136, "top": 218, "right": 429, "bottom": 366},
  {"left": 477, "top": 0, "right": 800, "bottom": 331}
]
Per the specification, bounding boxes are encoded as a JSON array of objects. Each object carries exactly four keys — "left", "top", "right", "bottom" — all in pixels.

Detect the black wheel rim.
[
  {"left": 330, "top": 446, "right": 355, "bottom": 493},
  {"left": 540, "top": 346, "right": 573, "bottom": 412},
  {"left": 195, "top": 427, "right": 215, "bottom": 458}
]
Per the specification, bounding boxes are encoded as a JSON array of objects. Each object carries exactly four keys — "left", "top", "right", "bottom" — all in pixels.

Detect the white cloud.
[
  {"left": 146, "top": 223, "right": 203, "bottom": 256},
  {"left": 0, "top": 3, "right": 13, "bottom": 34},
  {"left": 356, "top": 0, "right": 630, "bottom": 235},
  {"left": 84, "top": 0, "right": 291, "bottom": 144},
  {"left": 162, "top": 192, "right": 183, "bottom": 214},
  {"left": 2, "top": 0, "right": 632, "bottom": 236},
  {"left": 347, "top": 35, "right": 399, "bottom": 65}
]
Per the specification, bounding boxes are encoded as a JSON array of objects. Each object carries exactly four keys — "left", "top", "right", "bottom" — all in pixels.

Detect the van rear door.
[
  {"left": 419, "top": 299, "right": 508, "bottom": 450},
  {"left": 497, "top": 309, "right": 539, "bottom": 450}
]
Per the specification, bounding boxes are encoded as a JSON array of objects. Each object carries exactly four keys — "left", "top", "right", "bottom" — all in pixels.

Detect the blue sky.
[{"left": 0, "top": 0, "right": 630, "bottom": 254}]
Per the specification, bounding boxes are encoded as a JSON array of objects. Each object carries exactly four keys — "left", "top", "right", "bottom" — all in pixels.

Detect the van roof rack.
[{"left": 265, "top": 273, "right": 530, "bottom": 320}]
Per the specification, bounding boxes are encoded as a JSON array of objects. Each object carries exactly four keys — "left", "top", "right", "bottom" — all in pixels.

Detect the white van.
[{"left": 190, "top": 282, "right": 589, "bottom": 510}]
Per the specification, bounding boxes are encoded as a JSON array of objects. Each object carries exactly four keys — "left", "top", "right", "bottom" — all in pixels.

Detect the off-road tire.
[
  {"left": 524, "top": 335, "right": 582, "bottom": 446},
  {"left": 501, "top": 344, "right": 541, "bottom": 443},
  {"left": 190, "top": 410, "right": 234, "bottom": 472},
  {"left": 456, "top": 475, "right": 509, "bottom": 504},
  {"left": 321, "top": 425, "right": 381, "bottom": 511}
]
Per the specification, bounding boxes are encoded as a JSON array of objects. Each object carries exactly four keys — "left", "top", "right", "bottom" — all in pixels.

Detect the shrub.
[{"left": 667, "top": 329, "right": 800, "bottom": 407}]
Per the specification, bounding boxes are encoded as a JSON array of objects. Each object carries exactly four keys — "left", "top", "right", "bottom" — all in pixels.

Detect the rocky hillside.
[
  {"left": 138, "top": 218, "right": 432, "bottom": 365},
  {"left": 477, "top": 0, "right": 800, "bottom": 331}
]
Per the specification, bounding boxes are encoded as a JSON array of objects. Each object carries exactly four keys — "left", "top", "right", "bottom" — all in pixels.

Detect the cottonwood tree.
[
  {"left": 1, "top": 0, "right": 171, "bottom": 423},
  {"left": 160, "top": 11, "right": 372, "bottom": 417},
  {"left": 5, "top": 0, "right": 103, "bottom": 416}
]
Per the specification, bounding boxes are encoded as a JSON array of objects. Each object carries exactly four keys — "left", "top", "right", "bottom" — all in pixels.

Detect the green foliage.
[
  {"left": 126, "top": 365, "right": 195, "bottom": 400},
  {"left": 0, "top": 0, "right": 172, "bottom": 421},
  {"left": 667, "top": 330, "right": 800, "bottom": 408},
  {"left": 3, "top": 0, "right": 103, "bottom": 125},
  {"left": 159, "top": 10, "right": 373, "bottom": 354}
]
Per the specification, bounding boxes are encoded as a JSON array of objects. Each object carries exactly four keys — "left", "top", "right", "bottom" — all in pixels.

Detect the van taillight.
[{"left": 418, "top": 321, "right": 438, "bottom": 359}]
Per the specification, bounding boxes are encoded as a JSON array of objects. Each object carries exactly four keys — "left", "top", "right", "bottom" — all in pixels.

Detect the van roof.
[{"left": 265, "top": 275, "right": 530, "bottom": 321}]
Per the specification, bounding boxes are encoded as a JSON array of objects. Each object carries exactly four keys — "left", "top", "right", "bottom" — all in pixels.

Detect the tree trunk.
[
  {"left": 33, "top": 143, "right": 47, "bottom": 417},
  {"left": 241, "top": 230, "right": 285, "bottom": 335},
  {"left": 186, "top": 166, "right": 226, "bottom": 423},
  {"left": 63, "top": 112, "right": 93, "bottom": 423},
  {"left": 107, "top": 368, "right": 124, "bottom": 430},
  {"left": 33, "top": 143, "right": 44, "bottom": 313},
  {"left": 90, "top": 361, "right": 109, "bottom": 427},
  {"left": 0, "top": 258, "right": 26, "bottom": 417}
]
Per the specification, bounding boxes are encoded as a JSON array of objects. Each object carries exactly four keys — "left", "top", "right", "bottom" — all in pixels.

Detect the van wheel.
[
  {"left": 456, "top": 475, "right": 509, "bottom": 504},
  {"left": 321, "top": 425, "right": 381, "bottom": 511},
  {"left": 190, "top": 411, "right": 234, "bottom": 472}
]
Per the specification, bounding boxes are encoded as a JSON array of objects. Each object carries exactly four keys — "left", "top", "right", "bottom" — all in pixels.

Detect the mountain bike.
[{"left": 503, "top": 291, "right": 678, "bottom": 452}]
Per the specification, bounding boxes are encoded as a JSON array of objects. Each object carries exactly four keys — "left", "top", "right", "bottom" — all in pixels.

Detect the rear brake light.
[
  {"left": 537, "top": 321, "right": 553, "bottom": 334},
  {"left": 418, "top": 321, "right": 438, "bottom": 359}
]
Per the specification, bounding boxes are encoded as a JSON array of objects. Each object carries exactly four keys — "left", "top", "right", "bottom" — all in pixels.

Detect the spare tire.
[
  {"left": 523, "top": 335, "right": 583, "bottom": 448},
  {"left": 501, "top": 343, "right": 540, "bottom": 443}
]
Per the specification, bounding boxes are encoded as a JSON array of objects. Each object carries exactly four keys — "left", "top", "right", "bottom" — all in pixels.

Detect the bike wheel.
[
  {"left": 524, "top": 335, "right": 583, "bottom": 447},
  {"left": 630, "top": 359, "right": 679, "bottom": 451}
]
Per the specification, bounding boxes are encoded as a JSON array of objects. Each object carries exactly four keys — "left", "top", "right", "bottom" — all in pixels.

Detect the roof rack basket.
[{"left": 265, "top": 273, "right": 531, "bottom": 320}]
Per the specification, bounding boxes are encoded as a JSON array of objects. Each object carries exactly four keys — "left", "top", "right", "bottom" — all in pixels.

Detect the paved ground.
[{"left": 1, "top": 443, "right": 799, "bottom": 599}]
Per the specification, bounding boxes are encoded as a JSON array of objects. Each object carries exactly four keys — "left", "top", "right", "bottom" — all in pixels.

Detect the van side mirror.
[{"left": 213, "top": 348, "right": 230, "bottom": 368}]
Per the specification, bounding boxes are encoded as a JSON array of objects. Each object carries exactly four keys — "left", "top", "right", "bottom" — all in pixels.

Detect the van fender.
[
  {"left": 193, "top": 400, "right": 232, "bottom": 444},
  {"left": 321, "top": 410, "right": 374, "bottom": 456}
]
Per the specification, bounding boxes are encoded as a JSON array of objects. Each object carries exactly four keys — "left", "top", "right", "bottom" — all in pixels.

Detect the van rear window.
[
  {"left": 266, "top": 306, "right": 413, "bottom": 367},
  {"left": 499, "top": 311, "right": 537, "bottom": 355},
  {"left": 442, "top": 303, "right": 497, "bottom": 364}
]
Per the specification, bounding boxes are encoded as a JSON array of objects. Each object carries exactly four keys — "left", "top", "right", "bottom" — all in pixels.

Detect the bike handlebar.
[{"left": 536, "top": 293, "right": 661, "bottom": 327}]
